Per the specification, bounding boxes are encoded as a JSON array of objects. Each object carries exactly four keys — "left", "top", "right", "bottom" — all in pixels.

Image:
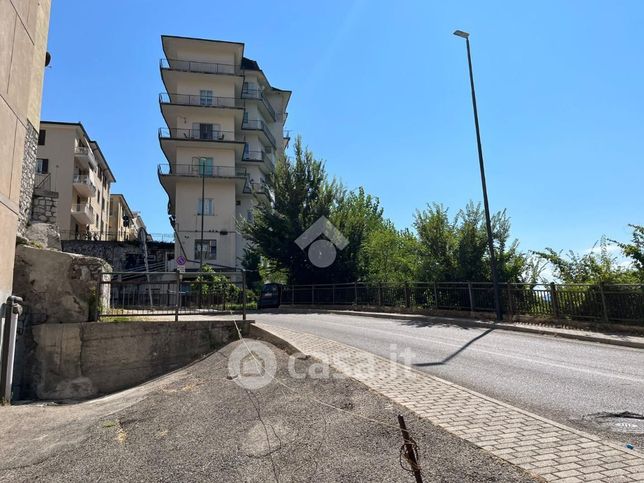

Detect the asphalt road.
[{"left": 255, "top": 312, "right": 644, "bottom": 446}]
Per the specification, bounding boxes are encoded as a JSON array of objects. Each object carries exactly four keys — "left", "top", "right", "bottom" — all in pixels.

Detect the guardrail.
[
  {"left": 241, "top": 87, "right": 276, "bottom": 120},
  {"left": 158, "top": 163, "right": 247, "bottom": 178},
  {"left": 159, "top": 92, "right": 244, "bottom": 109},
  {"left": 242, "top": 119, "right": 276, "bottom": 147},
  {"left": 279, "top": 281, "right": 644, "bottom": 325},
  {"left": 158, "top": 127, "right": 242, "bottom": 142}
]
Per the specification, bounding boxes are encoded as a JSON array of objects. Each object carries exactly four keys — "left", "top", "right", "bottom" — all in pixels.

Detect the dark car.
[{"left": 257, "top": 283, "right": 283, "bottom": 310}]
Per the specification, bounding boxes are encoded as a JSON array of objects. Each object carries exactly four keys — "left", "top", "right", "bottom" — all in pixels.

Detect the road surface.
[{"left": 255, "top": 312, "right": 644, "bottom": 445}]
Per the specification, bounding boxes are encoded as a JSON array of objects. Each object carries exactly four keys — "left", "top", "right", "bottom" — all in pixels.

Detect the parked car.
[{"left": 257, "top": 283, "right": 283, "bottom": 309}]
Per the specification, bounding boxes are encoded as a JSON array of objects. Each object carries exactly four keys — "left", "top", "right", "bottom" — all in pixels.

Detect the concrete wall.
[
  {"left": 0, "top": 0, "right": 51, "bottom": 320},
  {"left": 61, "top": 239, "right": 174, "bottom": 272},
  {"left": 24, "top": 319, "right": 250, "bottom": 400}
]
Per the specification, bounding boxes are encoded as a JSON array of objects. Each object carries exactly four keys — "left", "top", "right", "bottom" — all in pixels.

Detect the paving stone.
[{"left": 259, "top": 324, "right": 644, "bottom": 482}]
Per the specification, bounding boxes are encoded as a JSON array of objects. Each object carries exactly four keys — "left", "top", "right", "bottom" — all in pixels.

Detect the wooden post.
[
  {"left": 398, "top": 415, "right": 423, "bottom": 483},
  {"left": 550, "top": 282, "right": 560, "bottom": 319},
  {"left": 599, "top": 282, "right": 609, "bottom": 322}
]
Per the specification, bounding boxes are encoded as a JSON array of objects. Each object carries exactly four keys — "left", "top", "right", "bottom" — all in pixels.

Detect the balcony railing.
[
  {"left": 159, "top": 92, "right": 244, "bottom": 109},
  {"left": 158, "top": 163, "right": 247, "bottom": 178},
  {"left": 160, "top": 58, "right": 239, "bottom": 76},
  {"left": 71, "top": 203, "right": 94, "bottom": 218},
  {"left": 74, "top": 145, "right": 96, "bottom": 166},
  {"left": 72, "top": 174, "right": 97, "bottom": 195},
  {"left": 158, "top": 128, "right": 242, "bottom": 143},
  {"left": 241, "top": 87, "right": 276, "bottom": 120},
  {"left": 242, "top": 119, "right": 276, "bottom": 147},
  {"left": 242, "top": 150, "right": 266, "bottom": 162}
]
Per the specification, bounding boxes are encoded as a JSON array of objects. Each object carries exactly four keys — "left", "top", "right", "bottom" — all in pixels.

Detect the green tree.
[
  {"left": 360, "top": 223, "right": 420, "bottom": 283},
  {"left": 533, "top": 237, "right": 637, "bottom": 284},
  {"left": 240, "top": 136, "right": 336, "bottom": 284},
  {"left": 610, "top": 224, "right": 644, "bottom": 282},
  {"left": 414, "top": 203, "right": 457, "bottom": 282}
]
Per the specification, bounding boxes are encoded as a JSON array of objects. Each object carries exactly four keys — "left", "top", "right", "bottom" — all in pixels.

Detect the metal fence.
[
  {"left": 98, "top": 271, "right": 247, "bottom": 320},
  {"left": 279, "top": 281, "right": 644, "bottom": 325}
]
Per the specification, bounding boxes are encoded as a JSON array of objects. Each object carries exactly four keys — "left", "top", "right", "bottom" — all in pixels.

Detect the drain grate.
[{"left": 583, "top": 411, "right": 644, "bottom": 434}]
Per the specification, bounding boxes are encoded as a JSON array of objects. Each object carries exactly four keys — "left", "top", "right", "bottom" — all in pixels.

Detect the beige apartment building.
[
  {"left": 158, "top": 35, "right": 290, "bottom": 271},
  {"left": 36, "top": 122, "right": 116, "bottom": 240},
  {"left": 109, "top": 193, "right": 146, "bottom": 241},
  {"left": 0, "top": 0, "right": 51, "bottom": 306}
]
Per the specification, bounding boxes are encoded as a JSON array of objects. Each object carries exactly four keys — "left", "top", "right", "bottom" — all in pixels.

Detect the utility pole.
[{"left": 454, "top": 30, "right": 503, "bottom": 321}]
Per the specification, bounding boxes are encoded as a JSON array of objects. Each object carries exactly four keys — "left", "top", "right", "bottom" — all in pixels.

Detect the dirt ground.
[{"left": 0, "top": 340, "right": 538, "bottom": 482}]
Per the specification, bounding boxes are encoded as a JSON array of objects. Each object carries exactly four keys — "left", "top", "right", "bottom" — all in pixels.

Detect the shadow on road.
[{"left": 413, "top": 328, "right": 496, "bottom": 367}]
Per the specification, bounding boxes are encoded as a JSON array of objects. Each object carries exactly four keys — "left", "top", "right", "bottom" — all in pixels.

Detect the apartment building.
[
  {"left": 36, "top": 122, "right": 116, "bottom": 240},
  {"left": 158, "top": 35, "right": 290, "bottom": 271},
  {"left": 0, "top": 0, "right": 51, "bottom": 306},
  {"left": 109, "top": 193, "right": 146, "bottom": 241}
]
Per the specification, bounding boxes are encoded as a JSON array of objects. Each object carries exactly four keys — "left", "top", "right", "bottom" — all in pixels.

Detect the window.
[
  {"left": 197, "top": 198, "right": 214, "bottom": 215},
  {"left": 243, "top": 111, "right": 249, "bottom": 124},
  {"left": 38, "top": 130, "right": 46, "bottom": 145},
  {"left": 195, "top": 239, "right": 217, "bottom": 260},
  {"left": 195, "top": 156, "right": 213, "bottom": 176},
  {"left": 36, "top": 158, "right": 49, "bottom": 174},
  {"left": 200, "top": 90, "right": 213, "bottom": 106}
]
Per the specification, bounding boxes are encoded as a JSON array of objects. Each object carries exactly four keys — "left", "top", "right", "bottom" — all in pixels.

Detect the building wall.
[{"left": 0, "top": 0, "right": 51, "bottom": 308}]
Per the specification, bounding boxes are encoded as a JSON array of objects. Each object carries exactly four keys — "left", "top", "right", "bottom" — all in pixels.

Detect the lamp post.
[{"left": 453, "top": 30, "right": 503, "bottom": 321}]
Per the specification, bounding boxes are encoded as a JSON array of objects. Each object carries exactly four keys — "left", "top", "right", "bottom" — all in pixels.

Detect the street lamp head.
[{"left": 453, "top": 30, "right": 470, "bottom": 39}]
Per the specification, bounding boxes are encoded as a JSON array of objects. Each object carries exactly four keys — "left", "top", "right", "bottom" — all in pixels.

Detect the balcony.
[
  {"left": 74, "top": 146, "right": 97, "bottom": 169},
  {"left": 241, "top": 119, "right": 276, "bottom": 148},
  {"left": 158, "top": 127, "right": 246, "bottom": 163},
  {"left": 160, "top": 58, "right": 239, "bottom": 76},
  {"left": 71, "top": 203, "right": 94, "bottom": 225},
  {"left": 72, "top": 174, "right": 97, "bottom": 197},
  {"left": 242, "top": 149, "right": 275, "bottom": 172},
  {"left": 159, "top": 92, "right": 244, "bottom": 109},
  {"left": 241, "top": 87, "right": 276, "bottom": 121},
  {"left": 158, "top": 163, "right": 247, "bottom": 179}
]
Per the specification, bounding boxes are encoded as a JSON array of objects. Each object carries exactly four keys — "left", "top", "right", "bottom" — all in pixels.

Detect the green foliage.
[
  {"left": 533, "top": 236, "right": 638, "bottom": 284},
  {"left": 360, "top": 223, "right": 420, "bottom": 283},
  {"left": 610, "top": 224, "right": 644, "bottom": 282},
  {"left": 240, "top": 248, "right": 262, "bottom": 291},
  {"left": 192, "top": 265, "right": 241, "bottom": 298}
]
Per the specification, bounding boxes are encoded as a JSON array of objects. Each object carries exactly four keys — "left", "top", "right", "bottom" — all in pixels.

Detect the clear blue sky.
[{"left": 41, "top": 0, "right": 643, "bottom": 254}]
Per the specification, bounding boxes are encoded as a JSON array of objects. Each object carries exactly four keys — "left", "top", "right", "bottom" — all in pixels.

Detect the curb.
[{"left": 264, "top": 308, "right": 644, "bottom": 350}]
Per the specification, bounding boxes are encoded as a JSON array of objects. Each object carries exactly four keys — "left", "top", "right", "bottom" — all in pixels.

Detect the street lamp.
[{"left": 453, "top": 29, "right": 503, "bottom": 321}]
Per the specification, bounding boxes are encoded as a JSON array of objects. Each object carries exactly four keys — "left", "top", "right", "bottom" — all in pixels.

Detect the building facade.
[
  {"left": 36, "top": 122, "right": 116, "bottom": 240},
  {"left": 109, "top": 193, "right": 146, "bottom": 242},
  {"left": 0, "top": 0, "right": 51, "bottom": 307},
  {"left": 158, "top": 35, "right": 290, "bottom": 271}
]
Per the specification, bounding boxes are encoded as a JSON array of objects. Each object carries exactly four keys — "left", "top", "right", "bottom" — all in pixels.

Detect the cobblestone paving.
[{"left": 257, "top": 324, "right": 644, "bottom": 482}]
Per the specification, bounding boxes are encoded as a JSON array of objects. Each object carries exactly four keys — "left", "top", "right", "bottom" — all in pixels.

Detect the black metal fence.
[
  {"left": 279, "top": 281, "right": 644, "bottom": 325},
  {"left": 98, "top": 271, "right": 247, "bottom": 320}
]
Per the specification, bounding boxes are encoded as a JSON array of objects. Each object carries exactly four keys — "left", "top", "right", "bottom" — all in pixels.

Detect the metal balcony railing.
[
  {"left": 71, "top": 203, "right": 94, "bottom": 217},
  {"left": 74, "top": 145, "right": 96, "bottom": 165},
  {"left": 241, "top": 87, "right": 276, "bottom": 120},
  {"left": 160, "top": 58, "right": 239, "bottom": 75},
  {"left": 158, "top": 128, "right": 242, "bottom": 143},
  {"left": 241, "top": 119, "right": 276, "bottom": 147},
  {"left": 159, "top": 92, "right": 244, "bottom": 109},
  {"left": 72, "top": 174, "right": 97, "bottom": 194},
  {"left": 158, "top": 164, "right": 247, "bottom": 178},
  {"left": 242, "top": 150, "right": 266, "bottom": 162}
]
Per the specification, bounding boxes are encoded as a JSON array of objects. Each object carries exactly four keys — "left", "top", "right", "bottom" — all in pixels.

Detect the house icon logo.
[
  {"left": 295, "top": 216, "right": 349, "bottom": 268},
  {"left": 228, "top": 341, "right": 277, "bottom": 390}
]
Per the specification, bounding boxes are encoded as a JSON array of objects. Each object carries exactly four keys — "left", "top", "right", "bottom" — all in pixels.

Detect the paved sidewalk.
[
  {"left": 274, "top": 307, "right": 644, "bottom": 349},
  {"left": 257, "top": 323, "right": 644, "bottom": 482}
]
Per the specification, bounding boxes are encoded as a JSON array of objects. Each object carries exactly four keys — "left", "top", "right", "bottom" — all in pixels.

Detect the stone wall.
[
  {"left": 22, "top": 319, "right": 250, "bottom": 400},
  {"left": 18, "top": 121, "right": 38, "bottom": 236},
  {"left": 12, "top": 245, "right": 111, "bottom": 325},
  {"left": 30, "top": 188, "right": 58, "bottom": 224}
]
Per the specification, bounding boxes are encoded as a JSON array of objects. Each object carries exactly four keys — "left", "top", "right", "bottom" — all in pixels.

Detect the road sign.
[
  {"left": 176, "top": 255, "right": 186, "bottom": 266},
  {"left": 177, "top": 266, "right": 185, "bottom": 273}
]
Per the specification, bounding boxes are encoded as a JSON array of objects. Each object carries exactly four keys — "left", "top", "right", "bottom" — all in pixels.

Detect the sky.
[{"left": 41, "top": 0, "right": 643, "bottom": 255}]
